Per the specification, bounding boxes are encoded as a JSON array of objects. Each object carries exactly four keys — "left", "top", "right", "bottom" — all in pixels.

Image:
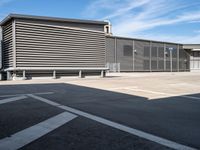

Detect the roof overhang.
[
  {"left": 183, "top": 44, "right": 200, "bottom": 51},
  {"left": 191, "top": 49, "right": 200, "bottom": 51},
  {"left": 0, "top": 14, "right": 108, "bottom": 26}
]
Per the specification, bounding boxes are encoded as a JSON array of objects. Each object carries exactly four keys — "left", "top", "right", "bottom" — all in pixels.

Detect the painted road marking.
[
  {"left": 0, "top": 96, "right": 27, "bottom": 105},
  {"left": 123, "top": 88, "right": 200, "bottom": 100},
  {"left": 0, "top": 112, "right": 77, "bottom": 150},
  {"left": 0, "top": 92, "right": 54, "bottom": 98},
  {"left": 28, "top": 94, "right": 197, "bottom": 150}
]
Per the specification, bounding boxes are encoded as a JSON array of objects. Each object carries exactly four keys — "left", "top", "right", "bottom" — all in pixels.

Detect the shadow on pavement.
[{"left": 0, "top": 83, "right": 199, "bottom": 149}]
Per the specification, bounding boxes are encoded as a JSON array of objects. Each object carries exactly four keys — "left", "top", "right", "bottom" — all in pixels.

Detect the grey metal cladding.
[
  {"left": 134, "top": 40, "right": 150, "bottom": 71},
  {"left": 151, "top": 46, "right": 158, "bottom": 71},
  {"left": 15, "top": 20, "right": 106, "bottom": 68},
  {"left": 106, "top": 36, "right": 184, "bottom": 72},
  {"left": 16, "top": 18, "right": 105, "bottom": 32},
  {"left": 158, "top": 46, "right": 164, "bottom": 71},
  {"left": 123, "top": 45, "right": 133, "bottom": 56},
  {"left": 151, "top": 42, "right": 164, "bottom": 71},
  {"left": 2, "top": 21, "right": 13, "bottom": 68},
  {"left": 179, "top": 47, "right": 190, "bottom": 71},
  {"left": 116, "top": 38, "right": 133, "bottom": 71},
  {"left": 143, "top": 46, "right": 150, "bottom": 71},
  {"left": 106, "top": 37, "right": 115, "bottom": 63}
]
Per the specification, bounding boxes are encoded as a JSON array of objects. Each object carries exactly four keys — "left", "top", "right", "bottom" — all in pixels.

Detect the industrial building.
[{"left": 0, "top": 14, "right": 199, "bottom": 80}]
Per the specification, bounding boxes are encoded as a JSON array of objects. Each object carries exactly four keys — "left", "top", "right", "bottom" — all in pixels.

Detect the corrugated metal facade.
[
  {"left": 2, "top": 21, "right": 13, "bottom": 68},
  {"left": 0, "top": 15, "right": 108, "bottom": 79},
  {"left": 179, "top": 45, "right": 190, "bottom": 71},
  {"left": 116, "top": 38, "right": 133, "bottom": 71},
  {"left": 15, "top": 19, "right": 106, "bottom": 68},
  {"left": 106, "top": 36, "right": 190, "bottom": 72},
  {"left": 134, "top": 40, "right": 150, "bottom": 71},
  {"left": 106, "top": 37, "right": 115, "bottom": 63}
]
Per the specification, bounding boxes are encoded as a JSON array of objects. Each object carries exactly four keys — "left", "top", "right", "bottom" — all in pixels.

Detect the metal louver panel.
[
  {"left": 116, "top": 38, "right": 133, "bottom": 71},
  {"left": 15, "top": 21, "right": 106, "bottom": 68},
  {"left": 134, "top": 40, "right": 150, "bottom": 71},
  {"left": 151, "top": 42, "right": 165, "bottom": 71},
  {"left": 179, "top": 46, "right": 190, "bottom": 71},
  {"left": 2, "top": 21, "right": 13, "bottom": 68},
  {"left": 106, "top": 37, "right": 115, "bottom": 63}
]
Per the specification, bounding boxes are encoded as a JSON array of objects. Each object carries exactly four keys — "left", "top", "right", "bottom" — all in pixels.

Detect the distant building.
[{"left": 183, "top": 44, "right": 200, "bottom": 72}]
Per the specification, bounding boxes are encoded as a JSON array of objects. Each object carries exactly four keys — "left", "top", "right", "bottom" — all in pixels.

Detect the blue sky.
[{"left": 1, "top": 0, "right": 200, "bottom": 43}]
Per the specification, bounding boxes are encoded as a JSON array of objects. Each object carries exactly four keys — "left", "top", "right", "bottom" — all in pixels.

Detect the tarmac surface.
[{"left": 0, "top": 72, "right": 200, "bottom": 150}]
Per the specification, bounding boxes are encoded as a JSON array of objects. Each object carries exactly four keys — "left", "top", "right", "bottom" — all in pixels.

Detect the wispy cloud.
[
  {"left": 113, "top": 11, "right": 200, "bottom": 35},
  {"left": 101, "top": 0, "right": 150, "bottom": 20},
  {"left": 83, "top": 0, "right": 200, "bottom": 43},
  {"left": 132, "top": 32, "right": 200, "bottom": 44}
]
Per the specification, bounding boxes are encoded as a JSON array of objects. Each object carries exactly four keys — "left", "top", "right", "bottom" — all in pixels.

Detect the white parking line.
[
  {"left": 123, "top": 88, "right": 200, "bottom": 100},
  {"left": 0, "top": 112, "right": 77, "bottom": 150},
  {"left": 0, "top": 92, "right": 54, "bottom": 98},
  {"left": 28, "top": 94, "right": 197, "bottom": 150},
  {"left": 0, "top": 96, "right": 27, "bottom": 105}
]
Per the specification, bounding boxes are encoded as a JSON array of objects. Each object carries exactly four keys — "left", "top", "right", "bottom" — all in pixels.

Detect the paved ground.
[{"left": 0, "top": 72, "right": 200, "bottom": 150}]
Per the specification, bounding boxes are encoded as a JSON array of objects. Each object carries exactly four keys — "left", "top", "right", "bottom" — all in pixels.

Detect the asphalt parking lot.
[{"left": 0, "top": 72, "right": 200, "bottom": 150}]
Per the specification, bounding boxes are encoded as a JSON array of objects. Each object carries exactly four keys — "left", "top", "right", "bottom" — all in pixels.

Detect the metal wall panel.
[
  {"left": 116, "top": 38, "right": 133, "bottom": 71},
  {"left": 166, "top": 44, "right": 178, "bottom": 71},
  {"left": 15, "top": 20, "right": 106, "bottom": 68},
  {"left": 143, "top": 45, "right": 150, "bottom": 71},
  {"left": 105, "top": 36, "right": 185, "bottom": 72},
  {"left": 179, "top": 46, "right": 190, "bottom": 71},
  {"left": 16, "top": 18, "right": 105, "bottom": 32},
  {"left": 151, "top": 42, "right": 164, "bottom": 71},
  {"left": 134, "top": 40, "right": 150, "bottom": 71},
  {"left": 158, "top": 46, "right": 164, "bottom": 71},
  {"left": 151, "top": 46, "right": 158, "bottom": 71},
  {"left": 2, "top": 21, "right": 13, "bottom": 68},
  {"left": 106, "top": 37, "right": 115, "bottom": 63}
]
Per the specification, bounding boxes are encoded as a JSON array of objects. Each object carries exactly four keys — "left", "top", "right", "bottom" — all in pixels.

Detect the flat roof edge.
[
  {"left": 0, "top": 13, "right": 108, "bottom": 26},
  {"left": 106, "top": 35, "right": 183, "bottom": 45},
  {"left": 183, "top": 44, "right": 200, "bottom": 46}
]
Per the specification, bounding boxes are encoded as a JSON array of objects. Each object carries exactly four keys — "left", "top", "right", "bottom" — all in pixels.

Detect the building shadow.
[{"left": 0, "top": 83, "right": 199, "bottom": 149}]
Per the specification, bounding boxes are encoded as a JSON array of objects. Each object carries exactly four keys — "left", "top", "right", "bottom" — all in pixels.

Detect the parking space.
[
  {"left": 20, "top": 117, "right": 170, "bottom": 150},
  {"left": 0, "top": 97, "right": 64, "bottom": 139},
  {"left": 0, "top": 72, "right": 200, "bottom": 150}
]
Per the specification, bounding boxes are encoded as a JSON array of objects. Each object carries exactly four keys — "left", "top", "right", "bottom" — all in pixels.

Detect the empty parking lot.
[{"left": 0, "top": 72, "right": 200, "bottom": 150}]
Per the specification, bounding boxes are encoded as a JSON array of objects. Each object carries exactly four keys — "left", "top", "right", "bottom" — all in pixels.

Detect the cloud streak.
[{"left": 84, "top": 0, "right": 200, "bottom": 43}]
